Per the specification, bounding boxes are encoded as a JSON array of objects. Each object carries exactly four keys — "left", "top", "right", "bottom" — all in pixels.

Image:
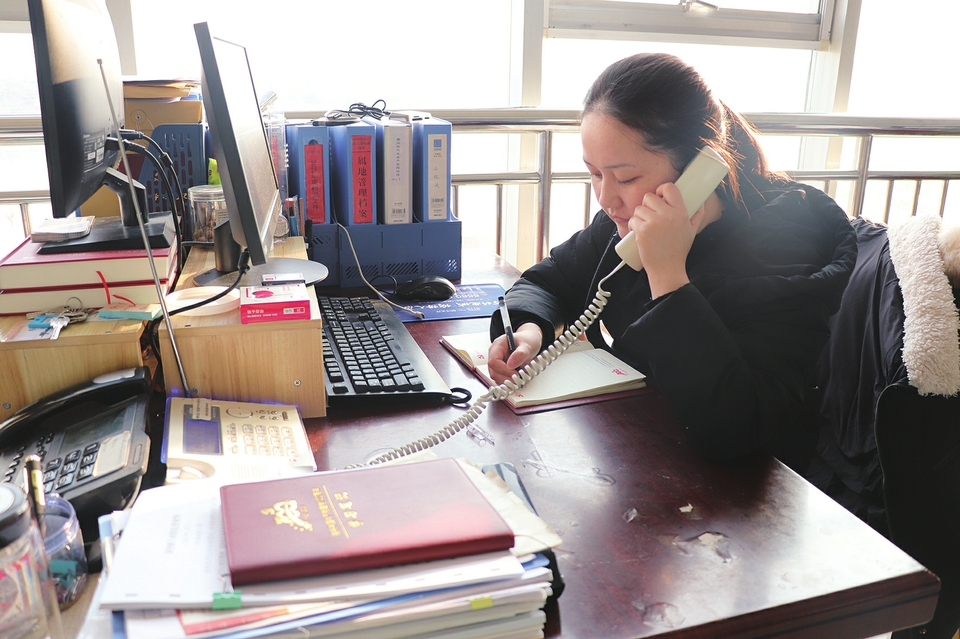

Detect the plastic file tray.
[
  {"left": 309, "top": 220, "right": 462, "bottom": 288},
  {"left": 136, "top": 123, "right": 207, "bottom": 217}
]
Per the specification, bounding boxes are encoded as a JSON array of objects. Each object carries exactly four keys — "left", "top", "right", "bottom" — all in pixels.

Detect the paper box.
[{"left": 239, "top": 284, "right": 311, "bottom": 324}]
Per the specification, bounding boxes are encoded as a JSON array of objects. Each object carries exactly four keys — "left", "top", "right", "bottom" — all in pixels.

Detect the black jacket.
[{"left": 492, "top": 181, "right": 858, "bottom": 469}]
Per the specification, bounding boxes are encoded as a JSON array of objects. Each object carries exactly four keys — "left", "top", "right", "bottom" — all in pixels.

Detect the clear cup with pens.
[
  {"left": 21, "top": 455, "right": 87, "bottom": 610},
  {"left": 0, "top": 483, "right": 64, "bottom": 639},
  {"left": 41, "top": 496, "right": 87, "bottom": 609}
]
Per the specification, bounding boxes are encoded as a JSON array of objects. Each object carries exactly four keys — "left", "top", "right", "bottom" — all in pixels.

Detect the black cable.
[
  {"left": 168, "top": 249, "right": 251, "bottom": 317},
  {"left": 120, "top": 142, "right": 185, "bottom": 274},
  {"left": 119, "top": 130, "right": 186, "bottom": 219},
  {"left": 347, "top": 100, "right": 389, "bottom": 120},
  {"left": 140, "top": 132, "right": 188, "bottom": 224}
]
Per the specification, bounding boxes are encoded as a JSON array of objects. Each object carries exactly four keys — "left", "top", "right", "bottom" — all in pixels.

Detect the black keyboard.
[{"left": 319, "top": 296, "right": 452, "bottom": 401}]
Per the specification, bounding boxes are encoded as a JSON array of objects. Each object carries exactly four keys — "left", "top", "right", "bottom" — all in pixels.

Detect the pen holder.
[
  {"left": 0, "top": 484, "right": 63, "bottom": 638},
  {"left": 42, "top": 496, "right": 88, "bottom": 609}
]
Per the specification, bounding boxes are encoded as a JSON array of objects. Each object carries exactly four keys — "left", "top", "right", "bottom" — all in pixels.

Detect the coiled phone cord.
[{"left": 358, "top": 263, "right": 626, "bottom": 467}]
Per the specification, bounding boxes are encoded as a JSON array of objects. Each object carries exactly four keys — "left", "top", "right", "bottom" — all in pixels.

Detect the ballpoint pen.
[{"left": 498, "top": 296, "right": 516, "bottom": 354}]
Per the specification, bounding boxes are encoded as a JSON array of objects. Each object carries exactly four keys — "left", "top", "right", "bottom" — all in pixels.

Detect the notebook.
[{"left": 440, "top": 331, "right": 647, "bottom": 413}]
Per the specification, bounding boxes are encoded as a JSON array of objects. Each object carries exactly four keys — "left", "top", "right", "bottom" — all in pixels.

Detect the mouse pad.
[{"left": 391, "top": 283, "right": 506, "bottom": 322}]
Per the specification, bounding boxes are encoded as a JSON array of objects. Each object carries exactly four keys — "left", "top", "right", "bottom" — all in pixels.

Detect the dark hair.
[{"left": 583, "top": 53, "right": 781, "bottom": 209}]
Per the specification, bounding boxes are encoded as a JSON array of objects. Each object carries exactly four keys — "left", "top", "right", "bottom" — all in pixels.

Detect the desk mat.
[{"left": 391, "top": 283, "right": 506, "bottom": 322}]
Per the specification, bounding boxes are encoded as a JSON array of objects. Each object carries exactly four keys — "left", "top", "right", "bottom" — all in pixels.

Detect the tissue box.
[{"left": 239, "top": 284, "right": 311, "bottom": 324}]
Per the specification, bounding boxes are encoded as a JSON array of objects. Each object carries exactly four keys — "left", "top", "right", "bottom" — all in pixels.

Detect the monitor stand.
[
  {"left": 192, "top": 257, "right": 329, "bottom": 288},
  {"left": 191, "top": 221, "right": 328, "bottom": 287},
  {"left": 37, "top": 213, "right": 176, "bottom": 254},
  {"left": 38, "top": 169, "right": 175, "bottom": 254}
]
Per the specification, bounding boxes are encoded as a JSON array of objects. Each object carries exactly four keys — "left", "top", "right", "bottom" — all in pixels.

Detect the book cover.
[
  {"left": 0, "top": 237, "right": 177, "bottom": 290},
  {"left": 239, "top": 283, "right": 311, "bottom": 324},
  {"left": 286, "top": 122, "right": 331, "bottom": 226},
  {"left": 328, "top": 121, "right": 377, "bottom": 226},
  {"left": 440, "top": 331, "right": 646, "bottom": 411},
  {"left": 366, "top": 115, "right": 413, "bottom": 225},
  {"left": 410, "top": 116, "right": 452, "bottom": 222},
  {"left": 219, "top": 458, "right": 515, "bottom": 586}
]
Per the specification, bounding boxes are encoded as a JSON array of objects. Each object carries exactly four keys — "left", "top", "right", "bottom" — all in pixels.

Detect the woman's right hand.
[{"left": 487, "top": 322, "right": 543, "bottom": 384}]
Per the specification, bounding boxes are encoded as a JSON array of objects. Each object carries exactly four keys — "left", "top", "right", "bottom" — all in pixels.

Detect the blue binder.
[
  {"left": 328, "top": 120, "right": 377, "bottom": 226},
  {"left": 286, "top": 121, "right": 332, "bottom": 227}
]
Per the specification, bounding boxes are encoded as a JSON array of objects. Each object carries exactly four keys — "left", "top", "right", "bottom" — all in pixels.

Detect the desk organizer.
[
  {"left": 309, "top": 220, "right": 462, "bottom": 288},
  {"left": 136, "top": 123, "right": 207, "bottom": 220}
]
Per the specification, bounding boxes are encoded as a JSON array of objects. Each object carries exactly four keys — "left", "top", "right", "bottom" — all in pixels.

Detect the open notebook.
[{"left": 440, "top": 331, "right": 646, "bottom": 412}]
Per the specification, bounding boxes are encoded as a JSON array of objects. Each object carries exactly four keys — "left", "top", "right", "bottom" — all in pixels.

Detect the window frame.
[{"left": 545, "top": 0, "right": 835, "bottom": 49}]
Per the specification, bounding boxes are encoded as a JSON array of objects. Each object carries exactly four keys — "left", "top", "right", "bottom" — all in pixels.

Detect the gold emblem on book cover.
[{"left": 261, "top": 499, "right": 313, "bottom": 532}]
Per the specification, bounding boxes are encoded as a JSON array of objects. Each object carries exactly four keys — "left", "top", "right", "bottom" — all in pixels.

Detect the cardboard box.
[
  {"left": 239, "top": 283, "right": 311, "bottom": 324},
  {"left": 124, "top": 98, "right": 203, "bottom": 139}
]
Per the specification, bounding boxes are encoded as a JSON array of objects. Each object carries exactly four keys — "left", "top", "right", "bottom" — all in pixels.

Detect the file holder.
[{"left": 308, "top": 220, "right": 462, "bottom": 289}]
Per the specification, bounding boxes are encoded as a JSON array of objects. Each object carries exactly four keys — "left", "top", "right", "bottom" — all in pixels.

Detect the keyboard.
[{"left": 319, "top": 296, "right": 452, "bottom": 401}]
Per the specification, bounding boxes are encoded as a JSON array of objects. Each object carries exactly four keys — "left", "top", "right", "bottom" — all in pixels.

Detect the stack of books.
[
  {"left": 0, "top": 238, "right": 178, "bottom": 315},
  {"left": 85, "top": 458, "right": 561, "bottom": 639}
]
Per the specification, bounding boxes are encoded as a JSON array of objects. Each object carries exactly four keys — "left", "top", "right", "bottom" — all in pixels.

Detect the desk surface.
[
  {"left": 62, "top": 250, "right": 938, "bottom": 639},
  {"left": 306, "top": 251, "right": 938, "bottom": 639}
]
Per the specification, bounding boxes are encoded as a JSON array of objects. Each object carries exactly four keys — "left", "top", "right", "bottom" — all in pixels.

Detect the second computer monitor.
[{"left": 194, "top": 22, "right": 278, "bottom": 266}]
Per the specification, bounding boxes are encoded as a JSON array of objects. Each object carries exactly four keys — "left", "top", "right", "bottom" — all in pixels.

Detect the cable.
[
  {"left": 353, "top": 262, "right": 626, "bottom": 467},
  {"left": 324, "top": 100, "right": 389, "bottom": 123},
  {"left": 336, "top": 222, "right": 425, "bottom": 319},
  {"left": 118, "top": 141, "right": 185, "bottom": 274},
  {"left": 168, "top": 250, "right": 250, "bottom": 317},
  {"left": 120, "top": 129, "right": 187, "bottom": 222}
]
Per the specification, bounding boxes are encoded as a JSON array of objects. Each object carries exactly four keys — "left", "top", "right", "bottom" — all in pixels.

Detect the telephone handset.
[
  {"left": 614, "top": 146, "right": 730, "bottom": 271},
  {"left": 358, "top": 148, "right": 730, "bottom": 466}
]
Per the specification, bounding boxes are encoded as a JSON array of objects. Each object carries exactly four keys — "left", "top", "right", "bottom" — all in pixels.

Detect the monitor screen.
[
  {"left": 28, "top": 0, "right": 123, "bottom": 219},
  {"left": 194, "top": 22, "right": 278, "bottom": 267}
]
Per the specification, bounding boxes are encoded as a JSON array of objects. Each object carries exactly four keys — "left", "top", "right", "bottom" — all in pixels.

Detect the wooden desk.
[
  {"left": 306, "top": 251, "right": 939, "bottom": 639},
  {"left": 61, "top": 250, "right": 938, "bottom": 639}
]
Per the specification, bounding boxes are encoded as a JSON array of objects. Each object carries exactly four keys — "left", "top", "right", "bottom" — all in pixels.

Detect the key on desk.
[{"left": 46, "top": 316, "right": 68, "bottom": 340}]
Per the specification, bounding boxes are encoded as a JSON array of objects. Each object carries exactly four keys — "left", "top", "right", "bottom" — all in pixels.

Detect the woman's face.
[{"left": 581, "top": 112, "right": 680, "bottom": 238}]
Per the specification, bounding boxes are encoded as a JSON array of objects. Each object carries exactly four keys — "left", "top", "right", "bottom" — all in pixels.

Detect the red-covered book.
[
  {"left": 220, "top": 458, "right": 514, "bottom": 586},
  {"left": 0, "top": 237, "right": 177, "bottom": 289}
]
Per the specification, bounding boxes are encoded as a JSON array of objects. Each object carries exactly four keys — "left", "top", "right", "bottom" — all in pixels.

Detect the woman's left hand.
[{"left": 629, "top": 182, "right": 699, "bottom": 297}]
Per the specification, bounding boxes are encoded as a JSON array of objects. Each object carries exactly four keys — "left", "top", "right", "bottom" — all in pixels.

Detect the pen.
[
  {"left": 498, "top": 296, "right": 516, "bottom": 354},
  {"left": 22, "top": 455, "right": 45, "bottom": 536}
]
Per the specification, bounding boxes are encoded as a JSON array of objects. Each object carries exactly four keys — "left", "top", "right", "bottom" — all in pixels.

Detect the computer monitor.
[
  {"left": 27, "top": 0, "right": 175, "bottom": 254},
  {"left": 193, "top": 22, "right": 326, "bottom": 286}
]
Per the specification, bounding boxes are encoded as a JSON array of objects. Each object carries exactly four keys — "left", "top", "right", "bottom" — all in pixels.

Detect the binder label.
[
  {"left": 427, "top": 134, "right": 448, "bottom": 220},
  {"left": 304, "top": 142, "right": 327, "bottom": 223},
  {"left": 352, "top": 135, "right": 374, "bottom": 224}
]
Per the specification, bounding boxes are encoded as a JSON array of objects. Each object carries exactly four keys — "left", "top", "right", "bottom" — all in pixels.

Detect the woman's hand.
[
  {"left": 628, "top": 182, "right": 699, "bottom": 298},
  {"left": 487, "top": 322, "right": 544, "bottom": 384}
]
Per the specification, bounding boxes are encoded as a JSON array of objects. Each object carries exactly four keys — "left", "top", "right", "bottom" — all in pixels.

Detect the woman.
[{"left": 487, "top": 53, "right": 857, "bottom": 471}]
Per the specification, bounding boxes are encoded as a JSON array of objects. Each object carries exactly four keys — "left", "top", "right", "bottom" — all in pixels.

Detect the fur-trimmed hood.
[{"left": 887, "top": 215, "right": 960, "bottom": 396}]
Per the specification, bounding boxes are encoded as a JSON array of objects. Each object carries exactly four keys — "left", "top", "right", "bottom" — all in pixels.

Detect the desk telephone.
[
  {"left": 364, "top": 147, "right": 729, "bottom": 466},
  {"left": 0, "top": 367, "right": 152, "bottom": 537},
  {"left": 161, "top": 396, "right": 316, "bottom": 483}
]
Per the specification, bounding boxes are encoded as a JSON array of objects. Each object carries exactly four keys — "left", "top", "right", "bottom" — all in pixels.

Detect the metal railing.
[{"left": 7, "top": 111, "right": 960, "bottom": 263}]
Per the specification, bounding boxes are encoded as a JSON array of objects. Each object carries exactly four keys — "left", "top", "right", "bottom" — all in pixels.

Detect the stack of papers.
[
  {"left": 87, "top": 459, "right": 561, "bottom": 639},
  {"left": 30, "top": 216, "right": 95, "bottom": 242}
]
